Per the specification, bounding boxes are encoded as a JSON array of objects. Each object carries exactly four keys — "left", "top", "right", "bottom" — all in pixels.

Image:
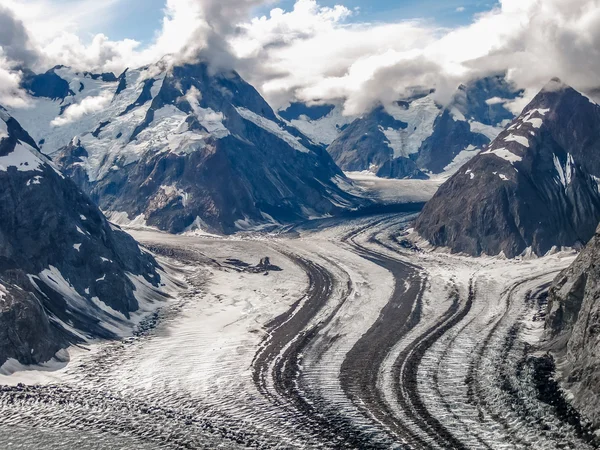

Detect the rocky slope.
[
  {"left": 415, "top": 78, "right": 600, "bottom": 257},
  {"left": 9, "top": 62, "right": 364, "bottom": 234},
  {"left": 545, "top": 225, "right": 600, "bottom": 426},
  {"left": 0, "top": 108, "right": 164, "bottom": 369},
  {"left": 293, "top": 75, "right": 521, "bottom": 179}
]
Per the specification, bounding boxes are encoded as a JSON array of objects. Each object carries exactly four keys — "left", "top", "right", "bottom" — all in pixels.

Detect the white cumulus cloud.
[
  {"left": 50, "top": 91, "right": 112, "bottom": 126},
  {"left": 1, "top": 0, "right": 600, "bottom": 118}
]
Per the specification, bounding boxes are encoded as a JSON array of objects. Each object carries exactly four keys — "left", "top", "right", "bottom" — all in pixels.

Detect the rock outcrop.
[
  {"left": 0, "top": 108, "right": 163, "bottom": 368},
  {"left": 545, "top": 225, "right": 600, "bottom": 425}
]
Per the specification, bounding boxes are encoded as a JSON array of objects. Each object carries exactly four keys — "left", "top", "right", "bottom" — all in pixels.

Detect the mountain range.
[
  {"left": 8, "top": 62, "right": 366, "bottom": 234},
  {"left": 280, "top": 75, "right": 522, "bottom": 179},
  {"left": 8, "top": 58, "right": 600, "bottom": 426}
]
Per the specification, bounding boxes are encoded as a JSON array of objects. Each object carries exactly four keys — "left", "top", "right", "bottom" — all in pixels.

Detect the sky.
[
  {"left": 2, "top": 0, "right": 501, "bottom": 46},
  {"left": 256, "top": 0, "right": 500, "bottom": 28},
  {"left": 1, "top": 0, "right": 600, "bottom": 115}
]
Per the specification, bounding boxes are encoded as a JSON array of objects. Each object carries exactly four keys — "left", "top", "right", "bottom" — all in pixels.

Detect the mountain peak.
[
  {"left": 541, "top": 77, "right": 568, "bottom": 92},
  {"left": 416, "top": 74, "right": 600, "bottom": 258},
  {"left": 521, "top": 77, "right": 595, "bottom": 120}
]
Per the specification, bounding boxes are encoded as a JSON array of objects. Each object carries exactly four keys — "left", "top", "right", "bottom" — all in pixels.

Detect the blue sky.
[
  {"left": 99, "top": 0, "right": 500, "bottom": 45},
  {"left": 256, "top": 0, "right": 499, "bottom": 26},
  {"left": 96, "top": 0, "right": 166, "bottom": 43}
]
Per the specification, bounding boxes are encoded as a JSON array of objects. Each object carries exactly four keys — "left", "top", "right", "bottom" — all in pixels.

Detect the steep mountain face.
[
  {"left": 9, "top": 62, "right": 363, "bottom": 234},
  {"left": 312, "top": 75, "right": 521, "bottom": 179},
  {"left": 545, "top": 225, "right": 600, "bottom": 425},
  {"left": 415, "top": 79, "right": 600, "bottom": 257},
  {"left": 0, "top": 108, "right": 164, "bottom": 369},
  {"left": 278, "top": 101, "right": 354, "bottom": 146},
  {"left": 325, "top": 106, "right": 428, "bottom": 177}
]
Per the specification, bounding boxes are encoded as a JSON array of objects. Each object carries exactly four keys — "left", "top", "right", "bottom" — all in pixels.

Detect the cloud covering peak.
[{"left": 1, "top": 0, "right": 600, "bottom": 116}]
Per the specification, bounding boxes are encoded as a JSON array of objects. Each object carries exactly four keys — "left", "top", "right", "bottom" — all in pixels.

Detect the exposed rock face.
[
  {"left": 545, "top": 225, "right": 600, "bottom": 425},
  {"left": 279, "top": 102, "right": 335, "bottom": 122},
  {"left": 375, "top": 157, "right": 428, "bottom": 180},
  {"left": 20, "top": 66, "right": 75, "bottom": 100},
  {"left": 0, "top": 108, "right": 163, "bottom": 368},
  {"left": 327, "top": 107, "right": 418, "bottom": 174},
  {"left": 9, "top": 62, "right": 364, "bottom": 234},
  {"left": 0, "top": 276, "right": 65, "bottom": 368},
  {"left": 415, "top": 79, "right": 600, "bottom": 257},
  {"left": 450, "top": 75, "right": 519, "bottom": 126},
  {"left": 321, "top": 75, "right": 521, "bottom": 179},
  {"left": 414, "top": 110, "right": 489, "bottom": 174}
]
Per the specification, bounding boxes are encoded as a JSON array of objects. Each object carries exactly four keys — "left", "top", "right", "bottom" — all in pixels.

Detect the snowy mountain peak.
[
  {"left": 541, "top": 77, "right": 568, "bottom": 93},
  {"left": 416, "top": 81, "right": 600, "bottom": 257},
  {"left": 324, "top": 74, "right": 522, "bottom": 179},
  {"left": 4, "top": 59, "right": 367, "bottom": 234}
]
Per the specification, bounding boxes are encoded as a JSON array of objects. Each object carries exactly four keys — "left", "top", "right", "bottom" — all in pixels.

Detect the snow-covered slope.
[
  {"left": 321, "top": 75, "right": 522, "bottom": 179},
  {"left": 8, "top": 62, "right": 366, "bottom": 234},
  {"left": 0, "top": 107, "right": 165, "bottom": 370},
  {"left": 278, "top": 101, "right": 355, "bottom": 145},
  {"left": 416, "top": 78, "right": 600, "bottom": 257}
]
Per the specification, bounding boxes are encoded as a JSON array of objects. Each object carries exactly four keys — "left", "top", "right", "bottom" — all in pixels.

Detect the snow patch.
[
  {"left": 481, "top": 147, "right": 522, "bottom": 164},
  {"left": 0, "top": 142, "right": 44, "bottom": 173},
  {"left": 184, "top": 86, "right": 230, "bottom": 139},
  {"left": 442, "top": 145, "right": 480, "bottom": 176},
  {"left": 0, "top": 118, "right": 8, "bottom": 140},
  {"left": 553, "top": 153, "right": 575, "bottom": 187},
  {"left": 105, "top": 211, "right": 155, "bottom": 230},
  {"left": 469, "top": 120, "right": 504, "bottom": 141},
  {"left": 236, "top": 107, "right": 310, "bottom": 153},
  {"left": 90, "top": 296, "right": 127, "bottom": 321},
  {"left": 160, "top": 184, "right": 189, "bottom": 206},
  {"left": 0, "top": 349, "right": 70, "bottom": 377},
  {"left": 286, "top": 104, "right": 353, "bottom": 145},
  {"left": 382, "top": 95, "right": 440, "bottom": 158},
  {"left": 26, "top": 175, "right": 42, "bottom": 186},
  {"left": 504, "top": 133, "right": 530, "bottom": 147},
  {"left": 449, "top": 107, "right": 466, "bottom": 121},
  {"left": 183, "top": 216, "right": 221, "bottom": 237},
  {"left": 521, "top": 108, "right": 550, "bottom": 129}
]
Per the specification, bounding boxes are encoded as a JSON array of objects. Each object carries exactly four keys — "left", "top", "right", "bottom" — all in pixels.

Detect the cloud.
[
  {"left": 50, "top": 90, "right": 112, "bottom": 126},
  {"left": 231, "top": 0, "right": 441, "bottom": 112},
  {"left": 2, "top": 0, "right": 600, "bottom": 118},
  {"left": 0, "top": 5, "right": 40, "bottom": 67},
  {"left": 485, "top": 96, "right": 508, "bottom": 105},
  {"left": 456, "top": 6, "right": 465, "bottom": 12},
  {"left": 0, "top": 62, "right": 29, "bottom": 107},
  {"left": 230, "top": 0, "right": 600, "bottom": 114},
  {"left": 0, "top": 6, "right": 40, "bottom": 107},
  {"left": 12, "top": 0, "right": 275, "bottom": 74},
  {"left": 471, "top": 0, "right": 600, "bottom": 93}
]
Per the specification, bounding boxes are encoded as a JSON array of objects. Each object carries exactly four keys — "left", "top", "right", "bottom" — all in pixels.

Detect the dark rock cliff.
[{"left": 416, "top": 79, "right": 600, "bottom": 257}]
